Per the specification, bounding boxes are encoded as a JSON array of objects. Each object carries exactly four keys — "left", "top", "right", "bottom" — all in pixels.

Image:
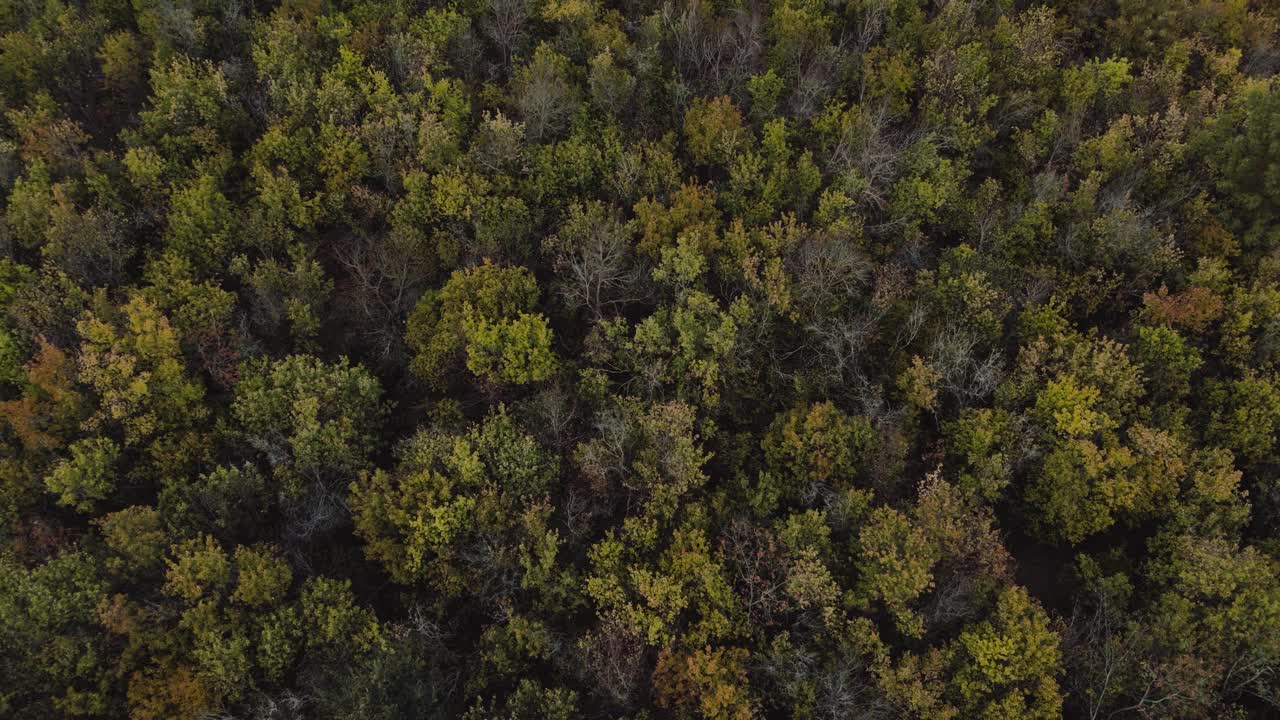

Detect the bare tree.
[
  {"left": 482, "top": 0, "right": 531, "bottom": 65},
  {"left": 659, "top": 0, "right": 764, "bottom": 97},
  {"left": 334, "top": 230, "right": 433, "bottom": 363},
  {"left": 543, "top": 201, "right": 650, "bottom": 319},
  {"left": 576, "top": 618, "right": 649, "bottom": 708}
]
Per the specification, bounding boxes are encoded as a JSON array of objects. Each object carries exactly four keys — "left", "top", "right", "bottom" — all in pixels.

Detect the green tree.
[
  {"left": 855, "top": 506, "right": 939, "bottom": 638},
  {"left": 349, "top": 408, "right": 557, "bottom": 596},
  {"left": 44, "top": 436, "right": 119, "bottom": 513},
  {"left": 232, "top": 354, "right": 385, "bottom": 538},
  {"left": 684, "top": 96, "right": 747, "bottom": 167},
  {"left": 1205, "top": 371, "right": 1280, "bottom": 464},
  {"left": 1201, "top": 87, "right": 1280, "bottom": 252},
  {"left": 949, "top": 587, "right": 1063, "bottom": 720},
  {"left": 406, "top": 261, "right": 556, "bottom": 387},
  {"left": 77, "top": 294, "right": 207, "bottom": 447}
]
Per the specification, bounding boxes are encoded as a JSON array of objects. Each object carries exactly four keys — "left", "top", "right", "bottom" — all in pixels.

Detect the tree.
[
  {"left": 349, "top": 407, "right": 557, "bottom": 596},
  {"left": 759, "top": 402, "right": 876, "bottom": 512},
  {"left": 590, "top": 291, "right": 748, "bottom": 409},
  {"left": 574, "top": 398, "right": 710, "bottom": 520},
  {"left": 684, "top": 96, "right": 747, "bottom": 167},
  {"left": 41, "top": 192, "right": 131, "bottom": 287},
  {"left": 1024, "top": 438, "right": 1135, "bottom": 544},
  {"left": 512, "top": 44, "right": 580, "bottom": 143},
  {"left": 1137, "top": 534, "right": 1280, "bottom": 715},
  {"left": 1, "top": 338, "right": 85, "bottom": 453},
  {"left": 130, "top": 56, "right": 242, "bottom": 178},
  {"left": 76, "top": 294, "right": 207, "bottom": 448},
  {"left": 463, "top": 310, "right": 558, "bottom": 385},
  {"left": 542, "top": 200, "right": 646, "bottom": 318},
  {"left": 164, "top": 174, "right": 237, "bottom": 272},
  {"left": 232, "top": 354, "right": 384, "bottom": 538},
  {"left": 0, "top": 551, "right": 107, "bottom": 717},
  {"left": 96, "top": 506, "right": 167, "bottom": 576},
  {"left": 949, "top": 587, "right": 1063, "bottom": 720},
  {"left": 944, "top": 408, "right": 1019, "bottom": 503},
  {"left": 586, "top": 525, "right": 743, "bottom": 648},
  {"left": 854, "top": 506, "right": 938, "bottom": 638},
  {"left": 158, "top": 463, "right": 269, "bottom": 538},
  {"left": 1205, "top": 371, "right": 1280, "bottom": 465},
  {"left": 44, "top": 436, "right": 118, "bottom": 513},
  {"left": 164, "top": 534, "right": 231, "bottom": 604},
  {"left": 230, "top": 545, "right": 292, "bottom": 607},
  {"left": 406, "top": 261, "right": 557, "bottom": 387},
  {"left": 654, "top": 645, "right": 755, "bottom": 720},
  {"left": 1201, "top": 86, "right": 1280, "bottom": 252}
]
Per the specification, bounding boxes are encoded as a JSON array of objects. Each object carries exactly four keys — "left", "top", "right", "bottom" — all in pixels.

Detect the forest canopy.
[{"left": 2, "top": 0, "right": 1280, "bottom": 718}]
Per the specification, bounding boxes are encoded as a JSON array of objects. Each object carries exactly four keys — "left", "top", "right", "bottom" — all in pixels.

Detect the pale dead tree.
[
  {"left": 851, "top": 0, "right": 889, "bottom": 53},
  {"left": 811, "top": 661, "right": 894, "bottom": 720},
  {"left": 923, "top": 565, "right": 988, "bottom": 630},
  {"left": 720, "top": 520, "right": 791, "bottom": 627},
  {"left": 512, "top": 47, "right": 580, "bottom": 143},
  {"left": 202, "top": 691, "right": 308, "bottom": 720},
  {"left": 805, "top": 310, "right": 880, "bottom": 390},
  {"left": 1243, "top": 38, "right": 1280, "bottom": 78},
  {"left": 826, "top": 102, "right": 913, "bottom": 215},
  {"left": 543, "top": 201, "right": 650, "bottom": 319},
  {"left": 788, "top": 45, "right": 841, "bottom": 119},
  {"left": 560, "top": 482, "right": 597, "bottom": 543},
  {"left": 890, "top": 299, "right": 929, "bottom": 354},
  {"left": 1104, "top": 664, "right": 1200, "bottom": 720},
  {"left": 283, "top": 483, "right": 347, "bottom": 544},
  {"left": 468, "top": 112, "right": 525, "bottom": 176},
  {"left": 521, "top": 384, "right": 577, "bottom": 451},
  {"left": 575, "top": 401, "right": 634, "bottom": 491},
  {"left": 481, "top": 0, "right": 530, "bottom": 65},
  {"left": 457, "top": 533, "right": 522, "bottom": 605},
  {"left": 927, "top": 327, "right": 1004, "bottom": 405},
  {"left": 576, "top": 618, "right": 649, "bottom": 708},
  {"left": 659, "top": 0, "right": 764, "bottom": 96},
  {"left": 754, "top": 641, "right": 893, "bottom": 720}
]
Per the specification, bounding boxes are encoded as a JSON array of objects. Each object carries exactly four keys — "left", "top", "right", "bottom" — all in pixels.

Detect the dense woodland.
[{"left": 2, "top": 0, "right": 1280, "bottom": 717}]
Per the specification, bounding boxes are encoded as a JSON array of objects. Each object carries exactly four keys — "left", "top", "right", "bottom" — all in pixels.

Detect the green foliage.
[
  {"left": 950, "top": 587, "right": 1063, "bottom": 720},
  {"left": 945, "top": 408, "right": 1018, "bottom": 502},
  {"left": 406, "top": 261, "right": 556, "bottom": 387},
  {"left": 77, "top": 294, "right": 207, "bottom": 446},
  {"left": 298, "top": 576, "right": 383, "bottom": 651},
  {"left": 164, "top": 534, "right": 231, "bottom": 604},
  {"left": 586, "top": 524, "right": 743, "bottom": 648},
  {"left": 5, "top": 1, "right": 1280, "bottom": 718},
  {"left": 230, "top": 545, "right": 292, "bottom": 607},
  {"left": 232, "top": 354, "right": 385, "bottom": 485},
  {"left": 165, "top": 174, "right": 237, "bottom": 271},
  {"left": 684, "top": 96, "right": 747, "bottom": 167},
  {"left": 463, "top": 310, "right": 558, "bottom": 384},
  {"left": 855, "top": 507, "right": 938, "bottom": 638},
  {"left": 1202, "top": 87, "right": 1280, "bottom": 252},
  {"left": 349, "top": 407, "right": 557, "bottom": 594},
  {"left": 759, "top": 402, "right": 876, "bottom": 511},
  {"left": 1206, "top": 371, "right": 1280, "bottom": 464},
  {"left": 97, "top": 506, "right": 167, "bottom": 575},
  {"left": 0, "top": 551, "right": 107, "bottom": 716},
  {"left": 44, "top": 436, "right": 119, "bottom": 512},
  {"left": 1025, "top": 438, "right": 1134, "bottom": 544}
]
